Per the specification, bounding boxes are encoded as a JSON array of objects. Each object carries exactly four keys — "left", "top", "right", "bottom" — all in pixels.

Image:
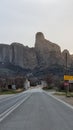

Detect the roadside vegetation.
[
  {"left": 42, "top": 74, "right": 73, "bottom": 97},
  {"left": 0, "top": 88, "right": 24, "bottom": 95},
  {"left": 0, "top": 76, "right": 26, "bottom": 95},
  {"left": 54, "top": 91, "right": 73, "bottom": 97}
]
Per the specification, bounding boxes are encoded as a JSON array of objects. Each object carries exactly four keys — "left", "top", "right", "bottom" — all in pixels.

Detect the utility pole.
[
  {"left": 65, "top": 52, "right": 67, "bottom": 74},
  {"left": 65, "top": 52, "right": 69, "bottom": 96}
]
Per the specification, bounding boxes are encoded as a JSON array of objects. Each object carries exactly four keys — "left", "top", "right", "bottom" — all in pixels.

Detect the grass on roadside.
[
  {"left": 0, "top": 88, "right": 24, "bottom": 95},
  {"left": 54, "top": 91, "right": 73, "bottom": 97},
  {"left": 54, "top": 92, "right": 66, "bottom": 96}
]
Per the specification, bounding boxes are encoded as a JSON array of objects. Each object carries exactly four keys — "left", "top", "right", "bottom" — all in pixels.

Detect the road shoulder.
[{"left": 43, "top": 90, "right": 73, "bottom": 110}]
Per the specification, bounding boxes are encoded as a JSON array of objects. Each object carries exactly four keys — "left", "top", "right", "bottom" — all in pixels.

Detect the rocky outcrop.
[
  {"left": 22, "top": 47, "right": 37, "bottom": 69},
  {"left": 61, "top": 50, "right": 71, "bottom": 67},
  {"left": 0, "top": 43, "right": 37, "bottom": 70},
  {"left": 11, "top": 43, "right": 24, "bottom": 67},
  {"left": 0, "top": 44, "right": 12, "bottom": 63},
  {"left": 35, "top": 32, "right": 62, "bottom": 67},
  {"left": 0, "top": 32, "right": 73, "bottom": 75}
]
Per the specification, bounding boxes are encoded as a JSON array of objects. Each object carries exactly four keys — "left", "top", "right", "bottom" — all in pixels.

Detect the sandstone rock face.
[
  {"left": 23, "top": 47, "right": 37, "bottom": 69},
  {"left": 10, "top": 43, "right": 37, "bottom": 69},
  {"left": 11, "top": 43, "right": 25, "bottom": 68},
  {"left": 0, "top": 32, "right": 73, "bottom": 72},
  {"left": 62, "top": 49, "right": 73, "bottom": 67},
  {"left": 0, "top": 42, "right": 37, "bottom": 69},
  {"left": 0, "top": 44, "right": 12, "bottom": 63},
  {"left": 71, "top": 54, "right": 73, "bottom": 61},
  {"left": 35, "top": 32, "right": 62, "bottom": 67}
]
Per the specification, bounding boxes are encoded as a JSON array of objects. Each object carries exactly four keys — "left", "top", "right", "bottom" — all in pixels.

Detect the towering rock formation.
[
  {"left": 0, "top": 32, "right": 73, "bottom": 77},
  {"left": 0, "top": 44, "right": 12, "bottom": 63},
  {"left": 22, "top": 47, "right": 37, "bottom": 69},
  {"left": 11, "top": 43, "right": 24, "bottom": 67},
  {"left": 11, "top": 42, "right": 38, "bottom": 69},
  {"left": 62, "top": 49, "right": 73, "bottom": 67},
  {"left": 35, "top": 32, "right": 62, "bottom": 67},
  {"left": 0, "top": 42, "right": 37, "bottom": 70}
]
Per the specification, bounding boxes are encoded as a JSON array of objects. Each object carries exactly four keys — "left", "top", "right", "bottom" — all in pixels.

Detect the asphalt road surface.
[
  {"left": 0, "top": 93, "right": 28, "bottom": 114},
  {"left": 0, "top": 88, "right": 73, "bottom": 130}
]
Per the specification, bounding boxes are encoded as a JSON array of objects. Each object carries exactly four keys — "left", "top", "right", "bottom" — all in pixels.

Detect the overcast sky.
[{"left": 0, "top": 0, "right": 73, "bottom": 53}]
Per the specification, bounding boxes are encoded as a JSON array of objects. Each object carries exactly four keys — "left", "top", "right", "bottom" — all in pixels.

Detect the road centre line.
[
  {"left": 0, "top": 94, "right": 31, "bottom": 122},
  {"left": 0, "top": 91, "right": 27, "bottom": 103}
]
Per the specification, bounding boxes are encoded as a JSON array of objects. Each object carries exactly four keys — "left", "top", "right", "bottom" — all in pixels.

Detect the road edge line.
[{"left": 43, "top": 91, "right": 73, "bottom": 110}]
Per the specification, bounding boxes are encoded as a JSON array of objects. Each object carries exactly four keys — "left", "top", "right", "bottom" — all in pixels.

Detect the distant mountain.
[{"left": 0, "top": 32, "right": 73, "bottom": 78}]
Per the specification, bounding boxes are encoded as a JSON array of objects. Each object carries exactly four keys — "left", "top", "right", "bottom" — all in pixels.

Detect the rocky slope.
[{"left": 0, "top": 32, "right": 73, "bottom": 77}]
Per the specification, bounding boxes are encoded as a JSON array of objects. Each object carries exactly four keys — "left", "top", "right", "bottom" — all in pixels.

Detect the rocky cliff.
[
  {"left": 35, "top": 32, "right": 62, "bottom": 67},
  {"left": 0, "top": 43, "right": 37, "bottom": 70},
  {"left": 0, "top": 32, "right": 73, "bottom": 77}
]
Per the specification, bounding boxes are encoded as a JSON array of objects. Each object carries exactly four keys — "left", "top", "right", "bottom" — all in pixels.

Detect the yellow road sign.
[{"left": 64, "top": 75, "right": 73, "bottom": 80}]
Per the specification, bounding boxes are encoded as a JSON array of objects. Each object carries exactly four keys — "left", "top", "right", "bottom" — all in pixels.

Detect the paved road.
[
  {"left": 0, "top": 88, "right": 73, "bottom": 130},
  {"left": 0, "top": 93, "right": 30, "bottom": 114},
  {"left": 0, "top": 91, "right": 31, "bottom": 121},
  {"left": 0, "top": 92, "right": 28, "bottom": 114}
]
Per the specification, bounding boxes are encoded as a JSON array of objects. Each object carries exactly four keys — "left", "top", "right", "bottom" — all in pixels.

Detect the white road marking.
[
  {"left": 0, "top": 91, "right": 27, "bottom": 103},
  {"left": 0, "top": 95, "right": 31, "bottom": 122},
  {"left": 44, "top": 91, "right": 73, "bottom": 110}
]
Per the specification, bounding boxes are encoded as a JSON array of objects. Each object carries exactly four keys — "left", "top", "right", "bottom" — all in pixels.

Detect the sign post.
[
  {"left": 64, "top": 81, "right": 69, "bottom": 97},
  {"left": 64, "top": 75, "right": 73, "bottom": 97}
]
